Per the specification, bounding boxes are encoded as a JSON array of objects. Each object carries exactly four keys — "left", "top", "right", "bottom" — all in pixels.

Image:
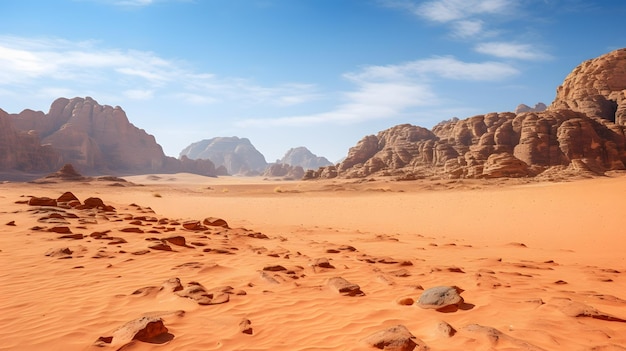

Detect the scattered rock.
[
  {"left": 28, "top": 197, "right": 57, "bottom": 207},
  {"left": 312, "top": 257, "right": 335, "bottom": 269},
  {"left": 57, "top": 191, "right": 79, "bottom": 203},
  {"left": 263, "top": 265, "right": 287, "bottom": 272},
  {"left": 203, "top": 217, "right": 229, "bottom": 228},
  {"left": 48, "top": 226, "right": 72, "bottom": 234},
  {"left": 58, "top": 233, "right": 84, "bottom": 240},
  {"left": 149, "top": 243, "right": 173, "bottom": 251},
  {"left": 176, "top": 281, "right": 230, "bottom": 305},
  {"left": 436, "top": 321, "right": 456, "bottom": 337},
  {"left": 5, "top": 220, "right": 15, "bottom": 226},
  {"left": 45, "top": 247, "right": 73, "bottom": 257},
  {"left": 327, "top": 277, "right": 365, "bottom": 296},
  {"left": 361, "top": 325, "right": 428, "bottom": 351},
  {"left": 163, "top": 236, "right": 188, "bottom": 247},
  {"left": 239, "top": 318, "right": 253, "bottom": 335},
  {"left": 95, "top": 315, "right": 169, "bottom": 346},
  {"left": 417, "top": 286, "right": 464, "bottom": 311},
  {"left": 552, "top": 298, "right": 626, "bottom": 322},
  {"left": 182, "top": 220, "right": 207, "bottom": 231},
  {"left": 396, "top": 297, "right": 415, "bottom": 306},
  {"left": 160, "top": 278, "right": 184, "bottom": 293},
  {"left": 120, "top": 227, "right": 145, "bottom": 233}
]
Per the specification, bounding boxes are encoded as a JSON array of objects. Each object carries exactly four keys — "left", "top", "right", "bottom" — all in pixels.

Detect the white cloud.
[
  {"left": 237, "top": 55, "right": 516, "bottom": 127},
  {"left": 451, "top": 20, "right": 485, "bottom": 38},
  {"left": 416, "top": 0, "right": 514, "bottom": 22},
  {"left": 475, "top": 42, "right": 552, "bottom": 61},
  {"left": 124, "top": 89, "right": 154, "bottom": 100},
  {"left": 382, "top": 0, "right": 518, "bottom": 39},
  {"left": 346, "top": 56, "right": 519, "bottom": 82},
  {"left": 0, "top": 35, "right": 317, "bottom": 107},
  {"left": 238, "top": 81, "right": 436, "bottom": 127}
]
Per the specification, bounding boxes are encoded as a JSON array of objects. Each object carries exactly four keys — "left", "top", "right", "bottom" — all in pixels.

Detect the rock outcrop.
[
  {"left": 278, "top": 146, "right": 333, "bottom": 170},
  {"left": 180, "top": 137, "right": 267, "bottom": 175},
  {"left": 307, "top": 49, "right": 626, "bottom": 180},
  {"left": 0, "top": 108, "right": 63, "bottom": 174},
  {"left": 262, "top": 163, "right": 305, "bottom": 179},
  {"left": 550, "top": 48, "right": 626, "bottom": 125},
  {"left": 4, "top": 97, "right": 217, "bottom": 177}
]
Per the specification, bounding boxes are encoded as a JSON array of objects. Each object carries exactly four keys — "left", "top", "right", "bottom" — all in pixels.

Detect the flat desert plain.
[{"left": 1, "top": 174, "right": 626, "bottom": 351}]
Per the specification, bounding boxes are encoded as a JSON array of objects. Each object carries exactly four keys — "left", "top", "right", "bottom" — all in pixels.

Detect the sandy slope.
[{"left": 1, "top": 174, "right": 625, "bottom": 350}]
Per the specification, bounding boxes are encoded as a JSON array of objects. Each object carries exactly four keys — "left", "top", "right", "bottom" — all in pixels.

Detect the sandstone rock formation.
[
  {"left": 278, "top": 146, "right": 333, "bottom": 170},
  {"left": 550, "top": 48, "right": 626, "bottom": 125},
  {"left": 0, "top": 108, "right": 62, "bottom": 174},
  {"left": 180, "top": 137, "right": 267, "bottom": 175},
  {"left": 4, "top": 97, "right": 217, "bottom": 177},
  {"left": 307, "top": 49, "right": 626, "bottom": 180},
  {"left": 261, "top": 163, "right": 305, "bottom": 179}
]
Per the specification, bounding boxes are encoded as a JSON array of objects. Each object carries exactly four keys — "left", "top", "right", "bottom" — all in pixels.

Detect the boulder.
[
  {"left": 417, "top": 286, "right": 464, "bottom": 311},
  {"left": 361, "top": 325, "right": 428, "bottom": 351}
]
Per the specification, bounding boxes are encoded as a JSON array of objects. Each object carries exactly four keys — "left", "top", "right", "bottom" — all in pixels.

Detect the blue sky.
[{"left": 1, "top": 0, "right": 625, "bottom": 162}]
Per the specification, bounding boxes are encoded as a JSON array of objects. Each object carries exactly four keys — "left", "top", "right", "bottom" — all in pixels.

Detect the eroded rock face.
[
  {"left": 310, "top": 103, "right": 626, "bottom": 180},
  {"left": 550, "top": 48, "right": 626, "bottom": 125},
  {"left": 262, "top": 163, "right": 305, "bottom": 179},
  {"left": 0, "top": 109, "right": 63, "bottom": 174},
  {"left": 6, "top": 97, "right": 217, "bottom": 177}
]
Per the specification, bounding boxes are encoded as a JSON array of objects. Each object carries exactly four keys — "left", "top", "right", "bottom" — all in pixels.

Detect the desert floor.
[{"left": 1, "top": 174, "right": 626, "bottom": 350}]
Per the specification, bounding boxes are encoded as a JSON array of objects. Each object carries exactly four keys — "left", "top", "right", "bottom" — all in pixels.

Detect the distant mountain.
[
  {"left": 515, "top": 102, "right": 547, "bottom": 114},
  {"left": 279, "top": 146, "right": 333, "bottom": 170},
  {"left": 180, "top": 137, "right": 268, "bottom": 175},
  {"left": 1, "top": 97, "right": 217, "bottom": 178}
]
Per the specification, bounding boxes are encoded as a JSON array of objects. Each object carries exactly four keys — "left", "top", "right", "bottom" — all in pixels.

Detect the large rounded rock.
[{"left": 417, "top": 286, "right": 464, "bottom": 311}]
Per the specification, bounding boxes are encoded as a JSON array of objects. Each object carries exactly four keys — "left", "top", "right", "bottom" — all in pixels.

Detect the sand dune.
[{"left": 1, "top": 175, "right": 625, "bottom": 350}]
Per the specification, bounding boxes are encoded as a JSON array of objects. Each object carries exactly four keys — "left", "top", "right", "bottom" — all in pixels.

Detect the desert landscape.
[
  {"left": 1, "top": 172, "right": 626, "bottom": 351},
  {"left": 2, "top": 22, "right": 626, "bottom": 351}
]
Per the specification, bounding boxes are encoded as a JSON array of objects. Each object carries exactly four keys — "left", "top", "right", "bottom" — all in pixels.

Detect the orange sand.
[{"left": 1, "top": 174, "right": 625, "bottom": 350}]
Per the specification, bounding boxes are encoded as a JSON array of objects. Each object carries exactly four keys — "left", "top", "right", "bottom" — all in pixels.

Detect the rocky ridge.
[
  {"left": 4, "top": 97, "right": 217, "bottom": 178},
  {"left": 306, "top": 48, "right": 626, "bottom": 180}
]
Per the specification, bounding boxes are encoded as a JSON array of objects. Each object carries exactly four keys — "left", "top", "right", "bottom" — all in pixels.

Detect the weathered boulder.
[
  {"left": 417, "top": 286, "right": 464, "bottom": 311},
  {"left": 361, "top": 325, "right": 428, "bottom": 351}
]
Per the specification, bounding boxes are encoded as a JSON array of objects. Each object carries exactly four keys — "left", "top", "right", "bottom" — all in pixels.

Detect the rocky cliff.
[
  {"left": 550, "top": 48, "right": 626, "bottom": 125},
  {"left": 180, "top": 137, "right": 268, "bottom": 175},
  {"left": 308, "top": 48, "right": 626, "bottom": 180},
  {"left": 4, "top": 97, "right": 217, "bottom": 177},
  {"left": 279, "top": 147, "right": 333, "bottom": 170},
  {"left": 0, "top": 108, "right": 63, "bottom": 174}
]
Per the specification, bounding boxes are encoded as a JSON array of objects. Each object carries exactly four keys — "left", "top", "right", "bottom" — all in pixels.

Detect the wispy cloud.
[
  {"left": 380, "top": 0, "right": 551, "bottom": 60},
  {"left": 238, "top": 56, "right": 518, "bottom": 127},
  {"left": 0, "top": 35, "right": 318, "bottom": 108},
  {"left": 474, "top": 42, "right": 552, "bottom": 61},
  {"left": 416, "top": 0, "right": 515, "bottom": 23}
]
